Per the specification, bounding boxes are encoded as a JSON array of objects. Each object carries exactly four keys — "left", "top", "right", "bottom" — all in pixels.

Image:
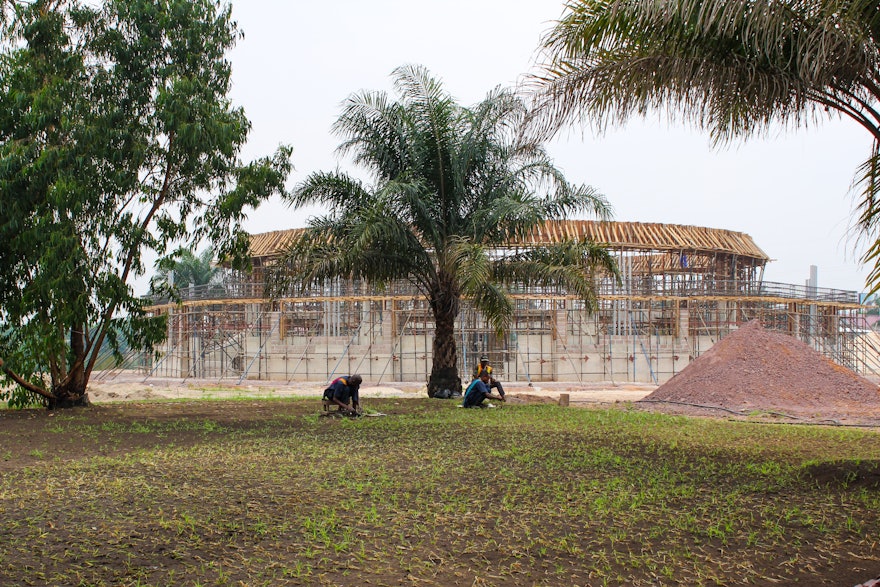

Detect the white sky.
[{"left": 225, "top": 0, "right": 872, "bottom": 293}]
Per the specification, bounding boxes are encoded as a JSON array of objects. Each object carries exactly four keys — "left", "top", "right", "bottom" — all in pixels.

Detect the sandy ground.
[{"left": 87, "top": 371, "right": 656, "bottom": 406}]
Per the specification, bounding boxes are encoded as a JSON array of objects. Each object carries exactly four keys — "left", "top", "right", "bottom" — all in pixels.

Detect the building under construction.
[{"left": 143, "top": 220, "right": 876, "bottom": 385}]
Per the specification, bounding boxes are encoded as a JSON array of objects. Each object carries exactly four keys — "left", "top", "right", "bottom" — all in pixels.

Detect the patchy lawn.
[{"left": 0, "top": 398, "right": 878, "bottom": 586}]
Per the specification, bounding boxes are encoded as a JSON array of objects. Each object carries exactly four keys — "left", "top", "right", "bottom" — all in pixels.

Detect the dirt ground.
[
  {"left": 88, "top": 347, "right": 880, "bottom": 427},
  {"left": 86, "top": 372, "right": 657, "bottom": 407},
  {"left": 4, "top": 322, "right": 880, "bottom": 585},
  {"left": 2, "top": 393, "right": 879, "bottom": 586},
  {"left": 81, "top": 322, "right": 880, "bottom": 428}
]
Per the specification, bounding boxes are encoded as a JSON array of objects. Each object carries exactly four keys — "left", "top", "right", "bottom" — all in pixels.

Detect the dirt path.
[{"left": 87, "top": 373, "right": 655, "bottom": 405}]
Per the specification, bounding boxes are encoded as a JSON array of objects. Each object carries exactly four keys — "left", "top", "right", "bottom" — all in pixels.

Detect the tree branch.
[
  {"left": 0, "top": 357, "right": 54, "bottom": 401},
  {"left": 83, "top": 132, "right": 178, "bottom": 382}
]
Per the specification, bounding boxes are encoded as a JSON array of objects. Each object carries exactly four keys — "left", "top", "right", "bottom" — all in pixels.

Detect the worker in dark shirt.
[
  {"left": 323, "top": 374, "right": 363, "bottom": 415},
  {"left": 462, "top": 371, "right": 504, "bottom": 408}
]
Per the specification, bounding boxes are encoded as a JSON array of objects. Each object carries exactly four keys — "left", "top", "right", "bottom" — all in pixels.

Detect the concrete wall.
[{"left": 147, "top": 297, "right": 864, "bottom": 384}]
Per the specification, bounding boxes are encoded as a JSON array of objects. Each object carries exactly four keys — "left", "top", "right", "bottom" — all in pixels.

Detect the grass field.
[{"left": 1, "top": 397, "right": 878, "bottom": 586}]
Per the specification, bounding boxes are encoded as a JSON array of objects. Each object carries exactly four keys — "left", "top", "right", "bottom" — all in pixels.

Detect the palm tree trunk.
[{"left": 427, "top": 276, "right": 461, "bottom": 398}]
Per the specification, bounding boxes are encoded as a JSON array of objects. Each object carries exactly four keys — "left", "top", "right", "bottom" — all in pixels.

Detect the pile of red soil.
[{"left": 640, "top": 320, "right": 880, "bottom": 424}]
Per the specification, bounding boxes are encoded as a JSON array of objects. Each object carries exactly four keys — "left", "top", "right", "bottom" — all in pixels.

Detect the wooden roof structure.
[
  {"left": 516, "top": 221, "right": 768, "bottom": 260},
  {"left": 248, "top": 220, "right": 769, "bottom": 265},
  {"left": 249, "top": 229, "right": 301, "bottom": 264}
]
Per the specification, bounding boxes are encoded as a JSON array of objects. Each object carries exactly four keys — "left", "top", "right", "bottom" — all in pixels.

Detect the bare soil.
[
  {"left": 85, "top": 372, "right": 656, "bottom": 407},
  {"left": 1, "top": 398, "right": 879, "bottom": 586},
  {"left": 87, "top": 320, "right": 880, "bottom": 428}
]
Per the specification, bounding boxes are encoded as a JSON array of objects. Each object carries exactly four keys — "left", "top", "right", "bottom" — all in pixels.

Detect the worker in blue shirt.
[
  {"left": 472, "top": 355, "right": 505, "bottom": 400},
  {"left": 462, "top": 371, "right": 505, "bottom": 408}
]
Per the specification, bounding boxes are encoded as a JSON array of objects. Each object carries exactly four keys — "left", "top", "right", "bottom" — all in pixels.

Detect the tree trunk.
[
  {"left": 49, "top": 327, "right": 91, "bottom": 409},
  {"left": 48, "top": 384, "right": 91, "bottom": 410},
  {"left": 427, "top": 275, "right": 461, "bottom": 398}
]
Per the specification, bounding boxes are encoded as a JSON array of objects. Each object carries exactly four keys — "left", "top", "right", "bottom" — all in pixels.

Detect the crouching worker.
[
  {"left": 462, "top": 371, "right": 505, "bottom": 408},
  {"left": 323, "top": 374, "right": 363, "bottom": 416},
  {"left": 473, "top": 355, "right": 505, "bottom": 400}
]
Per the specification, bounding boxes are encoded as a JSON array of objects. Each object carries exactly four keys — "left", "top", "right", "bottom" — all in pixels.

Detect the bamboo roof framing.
[
  {"left": 247, "top": 220, "right": 770, "bottom": 268},
  {"left": 514, "top": 221, "right": 768, "bottom": 260}
]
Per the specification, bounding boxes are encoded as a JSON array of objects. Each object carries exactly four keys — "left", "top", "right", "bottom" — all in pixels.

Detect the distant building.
[{"left": 144, "top": 220, "right": 873, "bottom": 384}]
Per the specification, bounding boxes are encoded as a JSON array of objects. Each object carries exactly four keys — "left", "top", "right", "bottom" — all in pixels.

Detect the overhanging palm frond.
[
  {"left": 533, "top": 0, "right": 829, "bottom": 142},
  {"left": 854, "top": 141, "right": 880, "bottom": 292},
  {"left": 532, "top": 0, "right": 880, "bottom": 292}
]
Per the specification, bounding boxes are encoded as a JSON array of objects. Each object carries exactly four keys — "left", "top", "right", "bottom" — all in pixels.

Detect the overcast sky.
[{"left": 225, "top": 0, "right": 872, "bottom": 293}]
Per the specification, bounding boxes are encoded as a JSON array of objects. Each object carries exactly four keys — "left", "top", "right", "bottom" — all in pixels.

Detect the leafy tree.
[
  {"left": 277, "top": 65, "right": 616, "bottom": 397},
  {"left": 0, "top": 0, "right": 291, "bottom": 408},
  {"left": 531, "top": 0, "right": 880, "bottom": 291}
]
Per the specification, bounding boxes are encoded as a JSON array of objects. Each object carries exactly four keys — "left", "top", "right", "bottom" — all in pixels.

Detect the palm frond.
[
  {"left": 274, "top": 172, "right": 438, "bottom": 297},
  {"left": 392, "top": 64, "right": 459, "bottom": 208},
  {"left": 532, "top": 0, "right": 880, "bottom": 291},
  {"left": 531, "top": 0, "right": 875, "bottom": 142},
  {"left": 474, "top": 173, "right": 613, "bottom": 245},
  {"left": 855, "top": 140, "right": 880, "bottom": 294},
  {"left": 287, "top": 171, "right": 373, "bottom": 212},
  {"left": 470, "top": 282, "right": 515, "bottom": 336},
  {"left": 447, "top": 238, "right": 492, "bottom": 292},
  {"left": 333, "top": 90, "right": 410, "bottom": 180},
  {"left": 446, "top": 238, "right": 515, "bottom": 335},
  {"left": 493, "top": 239, "right": 619, "bottom": 310}
]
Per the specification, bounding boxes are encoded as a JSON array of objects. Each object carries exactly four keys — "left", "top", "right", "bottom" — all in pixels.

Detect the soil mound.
[{"left": 639, "top": 320, "right": 880, "bottom": 424}]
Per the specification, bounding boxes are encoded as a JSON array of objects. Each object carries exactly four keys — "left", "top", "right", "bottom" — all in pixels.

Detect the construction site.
[{"left": 142, "top": 220, "right": 877, "bottom": 386}]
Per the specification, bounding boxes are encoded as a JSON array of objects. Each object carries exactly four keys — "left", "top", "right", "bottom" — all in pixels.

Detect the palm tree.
[
  {"left": 277, "top": 65, "right": 617, "bottom": 396},
  {"left": 531, "top": 0, "right": 880, "bottom": 291},
  {"left": 152, "top": 247, "right": 221, "bottom": 293}
]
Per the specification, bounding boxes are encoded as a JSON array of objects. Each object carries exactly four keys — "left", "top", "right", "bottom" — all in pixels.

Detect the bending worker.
[
  {"left": 472, "top": 354, "right": 505, "bottom": 400},
  {"left": 323, "top": 374, "right": 363, "bottom": 415}
]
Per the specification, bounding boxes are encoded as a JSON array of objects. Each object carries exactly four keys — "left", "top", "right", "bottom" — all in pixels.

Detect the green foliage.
[
  {"left": 150, "top": 246, "right": 224, "bottom": 301},
  {"left": 0, "top": 0, "right": 291, "bottom": 407},
  {"left": 277, "top": 65, "right": 617, "bottom": 393},
  {"left": 533, "top": 0, "right": 880, "bottom": 292}
]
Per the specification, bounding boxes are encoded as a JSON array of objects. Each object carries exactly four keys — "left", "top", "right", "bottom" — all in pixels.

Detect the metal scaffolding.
[{"left": 141, "top": 220, "right": 874, "bottom": 384}]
